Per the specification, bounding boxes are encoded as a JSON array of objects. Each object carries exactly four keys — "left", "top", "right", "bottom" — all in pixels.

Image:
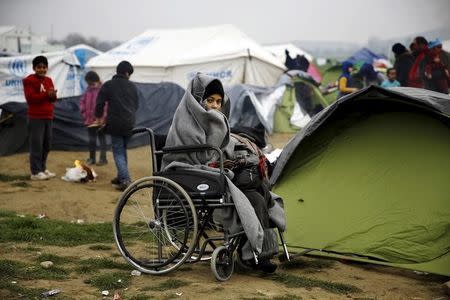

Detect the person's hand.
[
  {"left": 48, "top": 89, "right": 57, "bottom": 101},
  {"left": 223, "top": 159, "right": 235, "bottom": 169}
]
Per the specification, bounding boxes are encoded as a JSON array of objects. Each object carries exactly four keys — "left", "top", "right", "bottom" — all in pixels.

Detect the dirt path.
[{"left": 0, "top": 145, "right": 448, "bottom": 299}]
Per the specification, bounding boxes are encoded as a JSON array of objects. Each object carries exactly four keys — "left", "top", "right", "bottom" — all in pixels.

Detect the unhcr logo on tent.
[
  {"left": 8, "top": 59, "right": 27, "bottom": 77},
  {"left": 111, "top": 36, "right": 158, "bottom": 55},
  {"left": 187, "top": 70, "right": 232, "bottom": 81}
]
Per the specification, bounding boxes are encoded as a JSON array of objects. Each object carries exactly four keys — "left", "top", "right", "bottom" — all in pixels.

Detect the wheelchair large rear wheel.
[{"left": 113, "top": 176, "right": 198, "bottom": 275}]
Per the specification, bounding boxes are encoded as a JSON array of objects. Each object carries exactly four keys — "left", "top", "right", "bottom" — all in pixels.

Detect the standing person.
[
  {"left": 381, "top": 68, "right": 401, "bottom": 88},
  {"left": 95, "top": 61, "right": 138, "bottom": 191},
  {"left": 337, "top": 61, "right": 357, "bottom": 100},
  {"left": 22, "top": 55, "right": 57, "bottom": 180},
  {"left": 392, "top": 43, "right": 414, "bottom": 87},
  {"left": 424, "top": 51, "right": 450, "bottom": 94},
  {"left": 408, "top": 36, "right": 428, "bottom": 88},
  {"left": 79, "top": 71, "right": 108, "bottom": 166}
]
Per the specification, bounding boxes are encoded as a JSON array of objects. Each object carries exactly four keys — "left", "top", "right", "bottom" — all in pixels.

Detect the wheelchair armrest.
[
  {"left": 162, "top": 144, "right": 218, "bottom": 153},
  {"left": 160, "top": 144, "right": 224, "bottom": 172}
]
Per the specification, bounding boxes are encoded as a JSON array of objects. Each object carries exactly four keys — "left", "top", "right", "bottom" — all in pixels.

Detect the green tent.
[
  {"left": 271, "top": 86, "right": 450, "bottom": 276},
  {"left": 274, "top": 73, "right": 329, "bottom": 133}
]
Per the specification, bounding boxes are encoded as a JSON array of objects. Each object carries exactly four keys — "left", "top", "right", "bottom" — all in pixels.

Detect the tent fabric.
[
  {"left": 270, "top": 86, "right": 450, "bottom": 276},
  {"left": 0, "top": 82, "right": 184, "bottom": 156},
  {"left": 87, "top": 24, "right": 286, "bottom": 88},
  {"left": 227, "top": 72, "right": 326, "bottom": 134},
  {"left": 0, "top": 44, "right": 102, "bottom": 105}
]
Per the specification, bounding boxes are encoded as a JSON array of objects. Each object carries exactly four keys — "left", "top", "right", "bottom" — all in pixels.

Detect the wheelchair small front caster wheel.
[{"left": 211, "top": 246, "right": 234, "bottom": 281}]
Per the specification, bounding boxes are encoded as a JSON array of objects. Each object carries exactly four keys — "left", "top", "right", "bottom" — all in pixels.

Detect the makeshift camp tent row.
[
  {"left": 346, "top": 47, "right": 391, "bottom": 68},
  {"left": 0, "top": 44, "right": 101, "bottom": 106},
  {"left": 87, "top": 24, "right": 286, "bottom": 89},
  {"left": 270, "top": 86, "right": 450, "bottom": 276},
  {"left": 0, "top": 82, "right": 184, "bottom": 156},
  {"left": 227, "top": 71, "right": 328, "bottom": 134}
]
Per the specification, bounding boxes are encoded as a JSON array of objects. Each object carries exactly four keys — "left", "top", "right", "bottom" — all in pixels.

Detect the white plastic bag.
[{"left": 61, "top": 166, "right": 87, "bottom": 182}]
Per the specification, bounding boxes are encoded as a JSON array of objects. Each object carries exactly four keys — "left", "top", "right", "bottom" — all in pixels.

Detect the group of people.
[
  {"left": 23, "top": 56, "right": 138, "bottom": 191},
  {"left": 23, "top": 55, "right": 281, "bottom": 273},
  {"left": 337, "top": 36, "right": 450, "bottom": 99},
  {"left": 392, "top": 37, "right": 449, "bottom": 94}
]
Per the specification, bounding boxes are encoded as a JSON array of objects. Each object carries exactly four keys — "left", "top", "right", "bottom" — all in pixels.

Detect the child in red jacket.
[{"left": 22, "top": 55, "right": 57, "bottom": 180}]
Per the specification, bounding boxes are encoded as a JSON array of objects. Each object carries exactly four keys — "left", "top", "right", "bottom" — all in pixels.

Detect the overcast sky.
[{"left": 1, "top": 0, "right": 449, "bottom": 45}]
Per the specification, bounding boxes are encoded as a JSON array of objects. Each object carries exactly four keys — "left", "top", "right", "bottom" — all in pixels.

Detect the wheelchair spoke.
[{"left": 114, "top": 176, "right": 197, "bottom": 274}]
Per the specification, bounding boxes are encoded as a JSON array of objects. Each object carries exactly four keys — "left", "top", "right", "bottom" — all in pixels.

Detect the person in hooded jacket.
[
  {"left": 94, "top": 61, "right": 139, "bottom": 191},
  {"left": 337, "top": 61, "right": 357, "bottom": 100},
  {"left": 392, "top": 43, "right": 415, "bottom": 87},
  {"left": 162, "top": 73, "right": 279, "bottom": 273}
]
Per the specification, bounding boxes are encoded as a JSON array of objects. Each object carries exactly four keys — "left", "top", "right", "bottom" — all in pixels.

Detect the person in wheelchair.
[{"left": 162, "top": 73, "right": 285, "bottom": 273}]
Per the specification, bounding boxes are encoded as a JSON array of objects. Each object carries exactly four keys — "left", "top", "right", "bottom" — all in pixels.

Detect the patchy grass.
[
  {"left": 10, "top": 181, "right": 30, "bottom": 188},
  {"left": 142, "top": 279, "right": 190, "bottom": 292},
  {"left": 88, "top": 272, "right": 131, "bottom": 290},
  {"left": 242, "top": 296, "right": 302, "bottom": 300},
  {"left": 273, "top": 295, "right": 302, "bottom": 300},
  {"left": 0, "top": 210, "right": 16, "bottom": 218},
  {"left": 0, "top": 281, "right": 46, "bottom": 299},
  {"left": 0, "top": 213, "right": 114, "bottom": 246},
  {"left": 89, "top": 244, "right": 113, "bottom": 251},
  {"left": 0, "top": 173, "right": 29, "bottom": 182},
  {"left": 280, "top": 257, "right": 336, "bottom": 272},
  {"left": 0, "top": 259, "right": 69, "bottom": 280},
  {"left": 263, "top": 273, "right": 361, "bottom": 294},
  {"left": 126, "top": 294, "right": 154, "bottom": 300},
  {"left": 23, "top": 245, "right": 42, "bottom": 252},
  {"left": 36, "top": 253, "right": 75, "bottom": 264},
  {"left": 75, "top": 257, "right": 131, "bottom": 274}
]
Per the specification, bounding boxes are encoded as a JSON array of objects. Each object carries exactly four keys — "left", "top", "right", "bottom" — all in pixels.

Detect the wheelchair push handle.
[{"left": 131, "top": 127, "right": 158, "bottom": 171}]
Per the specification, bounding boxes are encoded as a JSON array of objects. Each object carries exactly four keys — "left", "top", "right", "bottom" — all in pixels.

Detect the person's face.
[
  {"left": 348, "top": 66, "right": 354, "bottom": 73},
  {"left": 33, "top": 63, "right": 48, "bottom": 77},
  {"left": 204, "top": 94, "right": 223, "bottom": 111},
  {"left": 387, "top": 69, "right": 397, "bottom": 81}
]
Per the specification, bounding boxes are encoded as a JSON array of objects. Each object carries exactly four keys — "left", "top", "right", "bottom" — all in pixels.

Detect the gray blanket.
[{"left": 161, "top": 74, "right": 265, "bottom": 254}]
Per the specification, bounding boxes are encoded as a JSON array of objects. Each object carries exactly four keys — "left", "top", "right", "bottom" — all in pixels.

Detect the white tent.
[
  {"left": 0, "top": 44, "right": 101, "bottom": 105},
  {"left": 86, "top": 24, "right": 286, "bottom": 88},
  {"left": 443, "top": 40, "right": 450, "bottom": 52}
]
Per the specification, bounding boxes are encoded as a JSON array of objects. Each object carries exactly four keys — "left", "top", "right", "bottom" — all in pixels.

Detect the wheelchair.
[{"left": 113, "top": 128, "right": 289, "bottom": 281}]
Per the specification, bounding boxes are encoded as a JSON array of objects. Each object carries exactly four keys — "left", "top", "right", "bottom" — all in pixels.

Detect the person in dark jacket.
[
  {"left": 392, "top": 43, "right": 415, "bottom": 87},
  {"left": 95, "top": 61, "right": 139, "bottom": 191}
]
